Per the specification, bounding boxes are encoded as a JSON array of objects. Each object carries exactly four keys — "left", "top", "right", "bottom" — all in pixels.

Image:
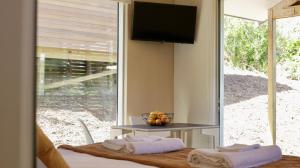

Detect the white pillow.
[{"left": 37, "top": 158, "right": 47, "bottom": 168}]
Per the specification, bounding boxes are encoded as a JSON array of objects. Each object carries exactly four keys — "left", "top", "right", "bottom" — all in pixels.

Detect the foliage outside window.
[{"left": 224, "top": 16, "right": 300, "bottom": 79}]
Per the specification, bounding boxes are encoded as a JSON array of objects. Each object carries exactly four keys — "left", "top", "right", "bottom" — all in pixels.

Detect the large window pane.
[
  {"left": 223, "top": 16, "right": 272, "bottom": 145},
  {"left": 276, "top": 16, "right": 300, "bottom": 156},
  {"left": 36, "top": 0, "right": 118, "bottom": 146}
]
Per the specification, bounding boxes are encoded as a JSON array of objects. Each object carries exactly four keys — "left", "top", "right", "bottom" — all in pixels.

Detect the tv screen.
[{"left": 132, "top": 2, "right": 197, "bottom": 44}]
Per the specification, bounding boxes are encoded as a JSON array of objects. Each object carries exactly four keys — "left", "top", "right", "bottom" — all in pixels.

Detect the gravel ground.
[
  {"left": 224, "top": 64, "right": 300, "bottom": 156},
  {"left": 37, "top": 109, "right": 116, "bottom": 147},
  {"left": 37, "top": 76, "right": 117, "bottom": 147}
]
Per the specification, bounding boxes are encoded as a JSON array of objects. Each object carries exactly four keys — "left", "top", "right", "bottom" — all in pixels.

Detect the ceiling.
[
  {"left": 37, "top": 0, "right": 285, "bottom": 53},
  {"left": 224, "top": 0, "right": 282, "bottom": 21}
]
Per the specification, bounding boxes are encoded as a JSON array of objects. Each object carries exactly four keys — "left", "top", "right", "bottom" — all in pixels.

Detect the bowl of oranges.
[{"left": 141, "top": 111, "right": 174, "bottom": 126}]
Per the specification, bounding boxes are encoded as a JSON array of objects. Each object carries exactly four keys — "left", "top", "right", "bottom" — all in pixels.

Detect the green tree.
[
  {"left": 224, "top": 16, "right": 296, "bottom": 73},
  {"left": 225, "top": 17, "right": 268, "bottom": 72}
]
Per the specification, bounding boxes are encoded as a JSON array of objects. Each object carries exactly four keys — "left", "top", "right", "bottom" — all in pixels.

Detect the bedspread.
[{"left": 59, "top": 143, "right": 300, "bottom": 168}]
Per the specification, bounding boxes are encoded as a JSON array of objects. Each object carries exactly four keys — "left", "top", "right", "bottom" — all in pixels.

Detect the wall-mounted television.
[{"left": 132, "top": 2, "right": 197, "bottom": 44}]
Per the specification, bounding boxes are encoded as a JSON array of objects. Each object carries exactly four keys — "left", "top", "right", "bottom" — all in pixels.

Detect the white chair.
[
  {"left": 78, "top": 118, "right": 94, "bottom": 144},
  {"left": 125, "top": 116, "right": 144, "bottom": 136},
  {"left": 129, "top": 115, "right": 145, "bottom": 125}
]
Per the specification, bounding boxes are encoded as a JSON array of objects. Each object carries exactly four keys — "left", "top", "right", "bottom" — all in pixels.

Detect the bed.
[
  {"left": 57, "top": 143, "right": 300, "bottom": 168},
  {"left": 59, "top": 149, "right": 156, "bottom": 168}
]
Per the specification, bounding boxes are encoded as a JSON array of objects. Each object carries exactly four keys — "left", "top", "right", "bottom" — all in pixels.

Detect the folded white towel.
[
  {"left": 125, "top": 138, "right": 185, "bottom": 154},
  {"left": 217, "top": 144, "right": 261, "bottom": 152},
  {"left": 125, "top": 135, "right": 163, "bottom": 142},
  {"left": 103, "top": 135, "right": 164, "bottom": 151},
  {"left": 103, "top": 139, "right": 126, "bottom": 151},
  {"left": 187, "top": 145, "right": 282, "bottom": 168},
  {"left": 188, "top": 149, "right": 231, "bottom": 168}
]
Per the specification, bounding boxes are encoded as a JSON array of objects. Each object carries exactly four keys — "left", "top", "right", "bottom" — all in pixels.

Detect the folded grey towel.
[
  {"left": 187, "top": 145, "right": 282, "bottom": 168},
  {"left": 125, "top": 138, "right": 185, "bottom": 154},
  {"left": 217, "top": 144, "right": 261, "bottom": 152}
]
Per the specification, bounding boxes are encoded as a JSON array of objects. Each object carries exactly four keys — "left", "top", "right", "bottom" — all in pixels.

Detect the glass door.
[
  {"left": 223, "top": 15, "right": 273, "bottom": 146},
  {"left": 275, "top": 16, "right": 300, "bottom": 156}
]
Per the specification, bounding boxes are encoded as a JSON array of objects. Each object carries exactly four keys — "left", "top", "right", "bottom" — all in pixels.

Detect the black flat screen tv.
[{"left": 132, "top": 2, "right": 197, "bottom": 44}]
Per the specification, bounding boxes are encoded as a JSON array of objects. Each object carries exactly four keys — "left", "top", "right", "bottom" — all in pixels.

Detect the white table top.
[{"left": 111, "top": 123, "right": 219, "bottom": 132}]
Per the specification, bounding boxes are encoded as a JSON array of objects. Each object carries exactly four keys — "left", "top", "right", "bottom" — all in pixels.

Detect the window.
[{"left": 36, "top": 0, "right": 120, "bottom": 146}]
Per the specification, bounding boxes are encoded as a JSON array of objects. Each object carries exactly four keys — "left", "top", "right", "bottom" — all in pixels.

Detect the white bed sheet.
[{"left": 58, "top": 149, "right": 157, "bottom": 168}]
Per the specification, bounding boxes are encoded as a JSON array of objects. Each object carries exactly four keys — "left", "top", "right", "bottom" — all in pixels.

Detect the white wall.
[
  {"left": 124, "top": 0, "right": 219, "bottom": 130},
  {"left": 174, "top": 0, "right": 219, "bottom": 147},
  {"left": 124, "top": 0, "right": 174, "bottom": 123},
  {"left": 0, "top": 0, "right": 35, "bottom": 167},
  {"left": 174, "top": 0, "right": 218, "bottom": 124}
]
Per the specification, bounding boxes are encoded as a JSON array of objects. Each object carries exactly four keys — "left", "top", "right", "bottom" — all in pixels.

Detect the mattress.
[{"left": 58, "top": 149, "right": 157, "bottom": 168}]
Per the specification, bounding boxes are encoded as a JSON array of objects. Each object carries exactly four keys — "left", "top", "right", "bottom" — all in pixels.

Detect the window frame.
[{"left": 117, "top": 2, "right": 125, "bottom": 125}]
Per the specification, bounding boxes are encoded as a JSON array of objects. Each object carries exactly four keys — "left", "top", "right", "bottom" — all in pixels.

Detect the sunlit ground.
[
  {"left": 37, "top": 110, "right": 116, "bottom": 147},
  {"left": 224, "top": 65, "right": 300, "bottom": 156}
]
